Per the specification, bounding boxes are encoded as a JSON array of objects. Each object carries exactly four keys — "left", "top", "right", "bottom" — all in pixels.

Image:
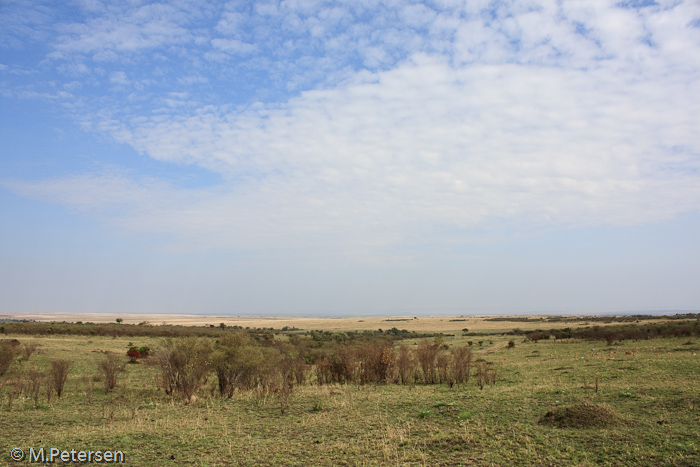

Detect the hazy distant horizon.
[{"left": 3, "top": 308, "right": 699, "bottom": 322}]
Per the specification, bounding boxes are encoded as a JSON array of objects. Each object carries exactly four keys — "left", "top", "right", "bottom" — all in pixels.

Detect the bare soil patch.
[{"left": 538, "top": 402, "right": 619, "bottom": 429}]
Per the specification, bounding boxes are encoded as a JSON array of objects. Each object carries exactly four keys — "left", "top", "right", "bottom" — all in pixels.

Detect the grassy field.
[{"left": 1, "top": 327, "right": 699, "bottom": 466}]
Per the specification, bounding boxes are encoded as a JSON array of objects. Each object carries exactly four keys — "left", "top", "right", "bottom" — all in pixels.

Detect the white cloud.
[
  {"left": 4, "top": 0, "right": 700, "bottom": 262},
  {"left": 210, "top": 38, "right": 257, "bottom": 55},
  {"left": 15, "top": 49, "right": 700, "bottom": 259},
  {"left": 109, "top": 71, "right": 129, "bottom": 85},
  {"left": 49, "top": 2, "right": 198, "bottom": 58}
]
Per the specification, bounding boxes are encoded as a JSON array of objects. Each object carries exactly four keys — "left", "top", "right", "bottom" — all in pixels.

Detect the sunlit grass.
[{"left": 1, "top": 332, "right": 699, "bottom": 466}]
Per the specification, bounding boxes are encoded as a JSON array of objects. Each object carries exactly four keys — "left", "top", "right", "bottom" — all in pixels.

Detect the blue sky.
[{"left": 1, "top": 0, "right": 699, "bottom": 316}]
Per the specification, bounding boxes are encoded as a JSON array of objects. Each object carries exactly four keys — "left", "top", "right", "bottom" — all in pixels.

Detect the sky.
[{"left": 1, "top": 0, "right": 699, "bottom": 317}]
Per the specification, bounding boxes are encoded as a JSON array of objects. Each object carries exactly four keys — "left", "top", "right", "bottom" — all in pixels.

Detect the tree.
[{"left": 116, "top": 318, "right": 123, "bottom": 324}]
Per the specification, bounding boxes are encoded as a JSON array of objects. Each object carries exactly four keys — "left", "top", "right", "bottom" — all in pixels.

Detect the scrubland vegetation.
[{"left": 0, "top": 316, "right": 699, "bottom": 466}]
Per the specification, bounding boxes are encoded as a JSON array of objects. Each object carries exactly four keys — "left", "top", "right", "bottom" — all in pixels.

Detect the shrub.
[
  {"left": 395, "top": 345, "right": 416, "bottom": 385},
  {"left": 451, "top": 346, "right": 472, "bottom": 385},
  {"left": 357, "top": 344, "right": 394, "bottom": 384},
  {"left": 317, "top": 346, "right": 357, "bottom": 385},
  {"left": 22, "top": 343, "right": 39, "bottom": 360},
  {"left": 127, "top": 347, "right": 141, "bottom": 363},
  {"left": 507, "top": 340, "right": 515, "bottom": 349},
  {"left": 0, "top": 341, "right": 18, "bottom": 376},
  {"left": 436, "top": 353, "right": 453, "bottom": 386},
  {"left": 50, "top": 359, "right": 72, "bottom": 397},
  {"left": 416, "top": 340, "right": 439, "bottom": 384},
  {"left": 211, "top": 332, "right": 266, "bottom": 397},
  {"left": 27, "top": 365, "right": 45, "bottom": 406},
  {"left": 476, "top": 361, "right": 497, "bottom": 389},
  {"left": 98, "top": 353, "right": 126, "bottom": 393},
  {"left": 155, "top": 337, "right": 212, "bottom": 402}
]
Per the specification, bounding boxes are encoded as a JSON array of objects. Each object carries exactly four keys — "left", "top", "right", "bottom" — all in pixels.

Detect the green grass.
[{"left": 1, "top": 333, "right": 699, "bottom": 466}]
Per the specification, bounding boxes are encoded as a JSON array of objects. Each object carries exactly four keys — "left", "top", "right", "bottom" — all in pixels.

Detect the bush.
[
  {"left": 436, "top": 353, "right": 453, "bottom": 386},
  {"left": 416, "top": 340, "right": 439, "bottom": 384},
  {"left": 211, "top": 333, "right": 263, "bottom": 397},
  {"left": 127, "top": 347, "right": 141, "bottom": 363},
  {"left": 451, "top": 346, "right": 472, "bottom": 385},
  {"left": 98, "top": 353, "right": 126, "bottom": 393},
  {"left": 27, "top": 365, "right": 45, "bottom": 406},
  {"left": 357, "top": 344, "right": 394, "bottom": 384},
  {"left": 50, "top": 359, "right": 72, "bottom": 397},
  {"left": 395, "top": 345, "right": 416, "bottom": 385},
  {"left": 476, "top": 361, "right": 497, "bottom": 389},
  {"left": 316, "top": 346, "right": 357, "bottom": 385},
  {"left": 0, "top": 341, "right": 18, "bottom": 376},
  {"left": 155, "top": 337, "right": 212, "bottom": 402},
  {"left": 22, "top": 343, "right": 39, "bottom": 360}
]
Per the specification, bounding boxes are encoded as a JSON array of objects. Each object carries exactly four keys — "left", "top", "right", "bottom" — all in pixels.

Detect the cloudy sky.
[{"left": 1, "top": 0, "right": 699, "bottom": 316}]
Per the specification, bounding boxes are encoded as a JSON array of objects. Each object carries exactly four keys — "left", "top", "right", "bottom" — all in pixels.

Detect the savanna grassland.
[{"left": 0, "top": 316, "right": 699, "bottom": 466}]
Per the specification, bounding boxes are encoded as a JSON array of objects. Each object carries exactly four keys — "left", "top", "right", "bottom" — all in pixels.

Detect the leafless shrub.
[
  {"left": 82, "top": 375, "right": 94, "bottom": 405},
  {"left": 329, "top": 347, "right": 357, "bottom": 384},
  {"left": 451, "top": 346, "right": 472, "bottom": 385},
  {"left": 50, "top": 359, "right": 72, "bottom": 397},
  {"left": 358, "top": 344, "right": 394, "bottom": 384},
  {"left": 436, "top": 353, "right": 453, "bottom": 386},
  {"left": 27, "top": 365, "right": 44, "bottom": 406},
  {"left": 476, "top": 361, "right": 497, "bottom": 390},
  {"left": 4, "top": 370, "right": 24, "bottom": 410},
  {"left": 395, "top": 345, "right": 416, "bottom": 385},
  {"left": 22, "top": 343, "right": 39, "bottom": 361},
  {"left": 0, "top": 340, "right": 19, "bottom": 376},
  {"left": 45, "top": 376, "right": 54, "bottom": 403},
  {"left": 314, "top": 347, "right": 356, "bottom": 385},
  {"left": 315, "top": 356, "right": 332, "bottom": 385},
  {"left": 98, "top": 353, "right": 126, "bottom": 393},
  {"left": 416, "top": 340, "right": 439, "bottom": 384},
  {"left": 277, "top": 352, "right": 295, "bottom": 415}
]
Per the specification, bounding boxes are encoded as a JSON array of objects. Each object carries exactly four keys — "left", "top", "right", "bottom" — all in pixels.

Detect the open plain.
[{"left": 1, "top": 314, "right": 698, "bottom": 466}]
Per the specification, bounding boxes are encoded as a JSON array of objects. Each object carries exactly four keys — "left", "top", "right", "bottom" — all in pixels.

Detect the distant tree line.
[
  {"left": 0, "top": 321, "right": 444, "bottom": 342},
  {"left": 486, "top": 313, "right": 699, "bottom": 323},
  {"left": 524, "top": 320, "right": 700, "bottom": 343}
]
